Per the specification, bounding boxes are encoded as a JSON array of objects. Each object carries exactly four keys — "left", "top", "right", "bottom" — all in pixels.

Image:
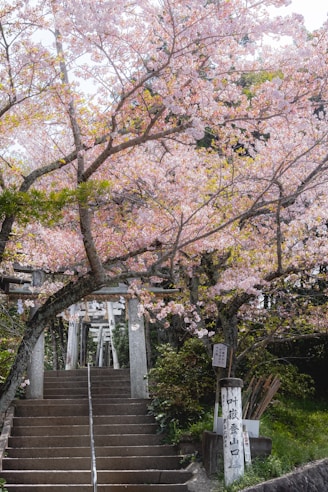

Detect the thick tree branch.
[
  {"left": 53, "top": 19, "right": 105, "bottom": 282},
  {"left": 83, "top": 121, "right": 192, "bottom": 181},
  {"left": 276, "top": 182, "right": 283, "bottom": 274}
]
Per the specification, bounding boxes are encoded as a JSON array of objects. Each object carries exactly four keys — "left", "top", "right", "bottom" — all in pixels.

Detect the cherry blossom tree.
[{"left": 1, "top": 0, "right": 328, "bottom": 416}]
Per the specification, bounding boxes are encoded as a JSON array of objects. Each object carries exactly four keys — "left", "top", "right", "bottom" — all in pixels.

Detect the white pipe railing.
[{"left": 87, "top": 363, "right": 97, "bottom": 491}]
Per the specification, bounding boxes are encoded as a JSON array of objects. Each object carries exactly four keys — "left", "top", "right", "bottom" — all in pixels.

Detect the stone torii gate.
[
  {"left": 62, "top": 292, "right": 148, "bottom": 399},
  {"left": 10, "top": 284, "right": 179, "bottom": 401},
  {"left": 64, "top": 299, "right": 124, "bottom": 371}
]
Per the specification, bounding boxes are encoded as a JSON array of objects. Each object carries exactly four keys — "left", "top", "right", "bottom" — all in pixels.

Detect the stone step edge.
[
  {"left": 4, "top": 485, "right": 189, "bottom": 490},
  {"left": 5, "top": 445, "right": 176, "bottom": 451},
  {"left": 1, "top": 469, "right": 191, "bottom": 476},
  {"left": 14, "top": 398, "right": 147, "bottom": 404},
  {"left": 9, "top": 432, "right": 160, "bottom": 437}
]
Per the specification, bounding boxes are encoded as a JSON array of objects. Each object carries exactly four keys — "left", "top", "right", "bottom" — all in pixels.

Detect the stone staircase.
[{"left": 1, "top": 368, "right": 192, "bottom": 491}]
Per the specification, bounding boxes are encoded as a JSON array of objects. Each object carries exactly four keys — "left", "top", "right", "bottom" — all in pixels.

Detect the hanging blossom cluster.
[
  {"left": 136, "top": 295, "right": 214, "bottom": 337},
  {"left": 210, "top": 274, "right": 266, "bottom": 300}
]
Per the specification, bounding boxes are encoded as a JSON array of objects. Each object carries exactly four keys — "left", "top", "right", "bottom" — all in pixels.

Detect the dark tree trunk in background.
[
  {"left": 50, "top": 322, "right": 58, "bottom": 371},
  {"left": 216, "top": 293, "right": 251, "bottom": 378}
]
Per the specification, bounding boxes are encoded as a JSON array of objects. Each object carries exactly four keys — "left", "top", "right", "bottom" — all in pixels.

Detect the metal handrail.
[{"left": 88, "top": 363, "right": 98, "bottom": 491}]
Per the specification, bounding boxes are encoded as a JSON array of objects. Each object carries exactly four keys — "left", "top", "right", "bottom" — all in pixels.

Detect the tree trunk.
[
  {"left": 0, "top": 326, "right": 37, "bottom": 419},
  {"left": 216, "top": 293, "right": 251, "bottom": 378},
  {"left": 218, "top": 308, "right": 239, "bottom": 377},
  {"left": 0, "top": 273, "right": 100, "bottom": 419}
]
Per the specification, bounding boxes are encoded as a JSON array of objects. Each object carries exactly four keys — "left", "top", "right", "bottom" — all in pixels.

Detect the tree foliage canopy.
[{"left": 1, "top": 0, "right": 328, "bottom": 414}]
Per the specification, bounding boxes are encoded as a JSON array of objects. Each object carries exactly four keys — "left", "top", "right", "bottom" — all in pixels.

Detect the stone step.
[
  {"left": 43, "top": 376, "right": 130, "bottom": 382},
  {"left": 12, "top": 414, "right": 154, "bottom": 427},
  {"left": 44, "top": 376, "right": 130, "bottom": 383},
  {"left": 43, "top": 391, "right": 130, "bottom": 399},
  {"left": 3, "top": 369, "right": 192, "bottom": 490},
  {"left": 43, "top": 378, "right": 130, "bottom": 386},
  {"left": 44, "top": 381, "right": 131, "bottom": 389},
  {"left": 15, "top": 397, "right": 145, "bottom": 406},
  {"left": 11, "top": 423, "right": 158, "bottom": 436},
  {"left": 44, "top": 380, "right": 130, "bottom": 394},
  {"left": 6, "top": 445, "right": 178, "bottom": 458},
  {"left": 43, "top": 381, "right": 130, "bottom": 388},
  {"left": 44, "top": 382, "right": 130, "bottom": 388},
  {"left": 44, "top": 368, "right": 130, "bottom": 377},
  {"left": 14, "top": 401, "right": 148, "bottom": 417},
  {"left": 8, "top": 433, "right": 163, "bottom": 448},
  {"left": 5, "top": 485, "right": 189, "bottom": 491},
  {"left": 43, "top": 389, "right": 130, "bottom": 396},
  {"left": 1, "top": 469, "right": 192, "bottom": 485},
  {"left": 2, "top": 455, "right": 182, "bottom": 470}
]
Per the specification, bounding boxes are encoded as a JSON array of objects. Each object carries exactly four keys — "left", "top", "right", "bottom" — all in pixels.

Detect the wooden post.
[
  {"left": 220, "top": 378, "right": 244, "bottom": 486},
  {"left": 243, "top": 425, "right": 252, "bottom": 468},
  {"left": 213, "top": 374, "right": 220, "bottom": 433},
  {"left": 212, "top": 343, "right": 228, "bottom": 432}
]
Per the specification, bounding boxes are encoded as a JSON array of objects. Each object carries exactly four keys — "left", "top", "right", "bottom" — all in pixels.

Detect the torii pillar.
[
  {"left": 128, "top": 298, "right": 149, "bottom": 399},
  {"left": 65, "top": 305, "right": 80, "bottom": 370},
  {"left": 26, "top": 333, "right": 44, "bottom": 399},
  {"left": 26, "top": 270, "right": 45, "bottom": 399}
]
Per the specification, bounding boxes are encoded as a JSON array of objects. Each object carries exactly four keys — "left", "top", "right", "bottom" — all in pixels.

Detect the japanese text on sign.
[
  {"left": 221, "top": 380, "right": 245, "bottom": 486},
  {"left": 222, "top": 388, "right": 243, "bottom": 471},
  {"left": 212, "top": 343, "right": 228, "bottom": 368}
]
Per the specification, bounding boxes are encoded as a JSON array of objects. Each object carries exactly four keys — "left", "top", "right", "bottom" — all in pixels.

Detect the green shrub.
[
  {"left": 240, "top": 347, "right": 315, "bottom": 400},
  {"left": 0, "top": 341, "right": 16, "bottom": 384},
  {"left": 0, "top": 478, "right": 8, "bottom": 491},
  {"left": 148, "top": 338, "right": 215, "bottom": 439},
  {"left": 186, "top": 411, "right": 214, "bottom": 441},
  {"left": 0, "top": 302, "right": 24, "bottom": 383}
]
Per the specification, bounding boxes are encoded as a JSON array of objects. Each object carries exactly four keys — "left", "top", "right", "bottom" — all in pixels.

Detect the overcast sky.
[{"left": 280, "top": 0, "right": 328, "bottom": 30}]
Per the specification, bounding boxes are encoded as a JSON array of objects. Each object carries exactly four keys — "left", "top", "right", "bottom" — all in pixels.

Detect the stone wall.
[{"left": 242, "top": 458, "right": 328, "bottom": 491}]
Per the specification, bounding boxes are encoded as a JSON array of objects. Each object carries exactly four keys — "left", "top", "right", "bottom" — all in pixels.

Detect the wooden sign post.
[
  {"left": 212, "top": 344, "right": 228, "bottom": 432},
  {"left": 243, "top": 424, "right": 252, "bottom": 468}
]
